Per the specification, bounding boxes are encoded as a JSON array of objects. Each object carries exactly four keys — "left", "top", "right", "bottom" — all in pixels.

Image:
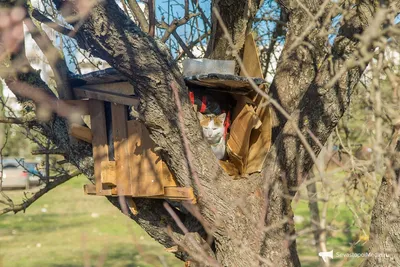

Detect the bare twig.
[{"left": 0, "top": 171, "right": 81, "bottom": 215}]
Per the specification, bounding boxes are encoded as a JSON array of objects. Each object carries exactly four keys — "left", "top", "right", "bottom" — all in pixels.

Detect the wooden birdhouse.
[
  {"left": 184, "top": 33, "right": 272, "bottom": 176},
  {"left": 67, "top": 69, "right": 195, "bottom": 208},
  {"left": 69, "top": 33, "right": 271, "bottom": 208}
]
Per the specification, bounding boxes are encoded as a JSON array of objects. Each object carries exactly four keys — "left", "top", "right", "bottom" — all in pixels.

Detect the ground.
[
  {"left": 0, "top": 176, "right": 181, "bottom": 267},
  {"left": 0, "top": 172, "right": 375, "bottom": 266}
]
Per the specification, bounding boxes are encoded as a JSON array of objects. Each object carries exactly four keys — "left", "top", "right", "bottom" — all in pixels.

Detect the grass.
[
  {"left": 0, "top": 176, "right": 182, "bottom": 267},
  {"left": 293, "top": 171, "right": 378, "bottom": 267},
  {"left": 0, "top": 170, "right": 378, "bottom": 266}
]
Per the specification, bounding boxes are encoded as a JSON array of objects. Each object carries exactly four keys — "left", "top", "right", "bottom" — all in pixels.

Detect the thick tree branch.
[
  {"left": 31, "top": 8, "right": 73, "bottom": 36},
  {"left": 206, "top": 0, "right": 263, "bottom": 60},
  {"left": 257, "top": 3, "right": 396, "bottom": 266}
]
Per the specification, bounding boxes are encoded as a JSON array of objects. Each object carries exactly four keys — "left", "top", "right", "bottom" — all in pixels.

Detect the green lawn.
[
  {"left": 0, "top": 171, "right": 378, "bottom": 266},
  {"left": 0, "top": 176, "right": 181, "bottom": 267},
  {"left": 293, "top": 171, "right": 377, "bottom": 267}
]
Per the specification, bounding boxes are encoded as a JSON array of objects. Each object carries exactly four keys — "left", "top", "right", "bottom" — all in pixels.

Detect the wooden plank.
[
  {"left": 160, "top": 162, "right": 178, "bottom": 187},
  {"left": 111, "top": 103, "right": 131, "bottom": 195},
  {"left": 246, "top": 101, "right": 272, "bottom": 174},
  {"left": 61, "top": 100, "right": 90, "bottom": 115},
  {"left": 218, "top": 160, "right": 239, "bottom": 177},
  {"left": 143, "top": 187, "right": 196, "bottom": 203},
  {"left": 240, "top": 33, "right": 263, "bottom": 79},
  {"left": 226, "top": 104, "right": 261, "bottom": 174},
  {"left": 101, "top": 161, "right": 117, "bottom": 186},
  {"left": 127, "top": 120, "right": 165, "bottom": 196},
  {"left": 78, "top": 82, "right": 134, "bottom": 96},
  {"left": 69, "top": 123, "right": 92, "bottom": 143},
  {"left": 236, "top": 33, "right": 272, "bottom": 174},
  {"left": 83, "top": 184, "right": 96, "bottom": 195},
  {"left": 162, "top": 187, "right": 196, "bottom": 203},
  {"left": 89, "top": 100, "right": 112, "bottom": 195},
  {"left": 184, "top": 74, "right": 265, "bottom": 95},
  {"left": 73, "top": 87, "right": 139, "bottom": 108}
]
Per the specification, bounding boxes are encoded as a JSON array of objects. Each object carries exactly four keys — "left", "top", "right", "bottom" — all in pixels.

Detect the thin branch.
[
  {"left": 148, "top": 0, "right": 155, "bottom": 36},
  {"left": 31, "top": 149, "right": 66, "bottom": 155},
  {"left": 174, "top": 30, "right": 210, "bottom": 61},
  {"left": 0, "top": 171, "right": 80, "bottom": 215},
  {"left": 0, "top": 116, "right": 24, "bottom": 124},
  {"left": 127, "top": 0, "right": 149, "bottom": 32},
  {"left": 172, "top": 31, "right": 196, "bottom": 58},
  {"left": 192, "top": 0, "right": 211, "bottom": 28},
  {"left": 159, "top": 13, "right": 200, "bottom": 43},
  {"left": 24, "top": 14, "right": 73, "bottom": 100}
]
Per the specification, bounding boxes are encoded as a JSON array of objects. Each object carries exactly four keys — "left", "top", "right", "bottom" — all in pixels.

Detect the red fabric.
[
  {"left": 200, "top": 95, "right": 207, "bottom": 113},
  {"left": 222, "top": 110, "right": 231, "bottom": 138},
  {"left": 189, "top": 91, "right": 195, "bottom": 105}
]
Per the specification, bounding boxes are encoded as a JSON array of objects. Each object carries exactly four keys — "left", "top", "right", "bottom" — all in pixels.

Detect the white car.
[{"left": 0, "top": 158, "right": 42, "bottom": 189}]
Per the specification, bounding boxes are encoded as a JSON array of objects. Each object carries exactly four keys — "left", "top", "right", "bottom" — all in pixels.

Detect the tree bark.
[
  {"left": 65, "top": 1, "right": 266, "bottom": 265},
  {"left": 1, "top": 0, "right": 397, "bottom": 266},
  {"left": 364, "top": 136, "right": 400, "bottom": 266},
  {"left": 206, "top": 0, "right": 262, "bottom": 60}
]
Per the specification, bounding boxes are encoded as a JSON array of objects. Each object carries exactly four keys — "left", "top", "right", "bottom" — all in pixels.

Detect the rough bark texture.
[
  {"left": 206, "top": 0, "right": 262, "bottom": 60},
  {"left": 2, "top": 0, "right": 398, "bottom": 266},
  {"left": 364, "top": 139, "right": 400, "bottom": 267},
  {"left": 71, "top": 1, "right": 266, "bottom": 266}
]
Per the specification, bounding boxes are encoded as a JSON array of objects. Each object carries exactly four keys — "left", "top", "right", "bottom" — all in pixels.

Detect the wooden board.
[
  {"left": 184, "top": 74, "right": 265, "bottom": 95},
  {"left": 111, "top": 103, "right": 131, "bottom": 195},
  {"left": 148, "top": 187, "right": 196, "bottom": 203},
  {"left": 83, "top": 184, "right": 96, "bottom": 195},
  {"left": 226, "top": 104, "right": 261, "bottom": 174},
  {"left": 89, "top": 100, "right": 112, "bottom": 195},
  {"left": 127, "top": 120, "right": 165, "bottom": 197},
  {"left": 69, "top": 68, "right": 129, "bottom": 86},
  {"left": 240, "top": 33, "right": 263, "bottom": 79},
  {"left": 61, "top": 100, "right": 90, "bottom": 115},
  {"left": 246, "top": 99, "right": 272, "bottom": 174},
  {"left": 228, "top": 32, "right": 271, "bottom": 174},
  {"left": 69, "top": 123, "right": 92, "bottom": 143},
  {"left": 101, "top": 161, "right": 117, "bottom": 186},
  {"left": 77, "top": 82, "right": 134, "bottom": 96},
  {"left": 161, "top": 162, "right": 178, "bottom": 187},
  {"left": 73, "top": 87, "right": 139, "bottom": 108}
]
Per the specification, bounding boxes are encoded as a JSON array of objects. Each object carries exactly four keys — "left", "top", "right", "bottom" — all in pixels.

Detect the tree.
[{"left": 0, "top": 0, "right": 400, "bottom": 266}]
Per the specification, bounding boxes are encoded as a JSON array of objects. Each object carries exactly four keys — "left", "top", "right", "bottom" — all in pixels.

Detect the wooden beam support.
[
  {"left": 83, "top": 184, "right": 96, "bottom": 195},
  {"left": 162, "top": 187, "right": 196, "bottom": 203},
  {"left": 89, "top": 100, "right": 112, "bottom": 195},
  {"left": 77, "top": 82, "right": 134, "bottom": 96},
  {"left": 101, "top": 161, "right": 117, "bottom": 186},
  {"left": 111, "top": 103, "right": 131, "bottom": 195},
  {"left": 69, "top": 123, "right": 93, "bottom": 143},
  {"left": 61, "top": 100, "right": 90, "bottom": 115},
  {"left": 127, "top": 120, "right": 165, "bottom": 197},
  {"left": 73, "top": 87, "right": 139, "bottom": 108}
]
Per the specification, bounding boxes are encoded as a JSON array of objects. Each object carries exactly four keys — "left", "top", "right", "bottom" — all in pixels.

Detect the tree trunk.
[
  {"left": 364, "top": 136, "right": 400, "bottom": 266},
  {"left": 1, "top": 0, "right": 395, "bottom": 266}
]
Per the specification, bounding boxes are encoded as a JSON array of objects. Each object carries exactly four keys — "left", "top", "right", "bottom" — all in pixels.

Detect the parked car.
[{"left": 0, "top": 158, "right": 42, "bottom": 189}]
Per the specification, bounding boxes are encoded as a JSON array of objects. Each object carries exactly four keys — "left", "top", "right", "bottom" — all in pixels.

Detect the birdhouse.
[
  {"left": 67, "top": 69, "right": 195, "bottom": 208},
  {"left": 184, "top": 33, "right": 272, "bottom": 175},
  {"left": 68, "top": 33, "right": 271, "bottom": 209}
]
